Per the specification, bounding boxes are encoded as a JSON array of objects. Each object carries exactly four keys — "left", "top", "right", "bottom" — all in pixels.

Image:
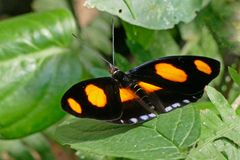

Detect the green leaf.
[
  {"left": 179, "top": 20, "right": 220, "bottom": 58},
  {"left": 123, "top": 22, "right": 180, "bottom": 64},
  {"left": 76, "top": 150, "right": 112, "bottom": 160},
  {"left": 90, "top": 68, "right": 109, "bottom": 78},
  {"left": 204, "top": 1, "right": 240, "bottom": 56},
  {"left": 85, "top": 0, "right": 210, "bottom": 30},
  {"left": 81, "top": 15, "right": 112, "bottom": 55},
  {"left": 187, "top": 86, "right": 240, "bottom": 159},
  {"left": 229, "top": 67, "right": 240, "bottom": 86},
  {"left": 115, "top": 53, "right": 132, "bottom": 72},
  {"left": 206, "top": 86, "right": 234, "bottom": 122},
  {"left": 0, "top": 9, "right": 79, "bottom": 139},
  {"left": 123, "top": 0, "right": 136, "bottom": 19},
  {"left": 56, "top": 105, "right": 200, "bottom": 159}
]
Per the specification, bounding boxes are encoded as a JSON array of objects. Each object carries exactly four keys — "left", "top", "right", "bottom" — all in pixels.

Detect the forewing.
[
  {"left": 61, "top": 77, "right": 122, "bottom": 120},
  {"left": 128, "top": 56, "right": 220, "bottom": 94}
]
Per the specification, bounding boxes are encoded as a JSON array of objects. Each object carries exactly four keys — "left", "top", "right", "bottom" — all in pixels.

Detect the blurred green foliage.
[{"left": 0, "top": 0, "right": 239, "bottom": 159}]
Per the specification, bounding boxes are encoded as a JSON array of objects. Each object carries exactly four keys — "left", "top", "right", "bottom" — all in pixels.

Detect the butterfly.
[{"left": 61, "top": 55, "right": 220, "bottom": 124}]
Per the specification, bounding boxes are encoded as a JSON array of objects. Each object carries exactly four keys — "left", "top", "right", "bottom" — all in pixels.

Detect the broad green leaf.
[
  {"left": 123, "top": 0, "right": 136, "bottom": 19},
  {"left": 229, "top": 67, "right": 240, "bottom": 86},
  {"left": 56, "top": 105, "right": 200, "bottom": 159},
  {"left": 187, "top": 86, "right": 240, "bottom": 159},
  {"left": 76, "top": 150, "right": 113, "bottom": 160},
  {"left": 0, "top": 9, "right": 79, "bottom": 139},
  {"left": 85, "top": 0, "right": 211, "bottom": 30},
  {"left": 0, "top": 134, "right": 54, "bottom": 160}
]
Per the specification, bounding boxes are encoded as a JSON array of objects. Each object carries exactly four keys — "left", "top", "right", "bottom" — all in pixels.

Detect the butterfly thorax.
[
  {"left": 112, "top": 69, "right": 159, "bottom": 114},
  {"left": 112, "top": 69, "right": 133, "bottom": 87}
]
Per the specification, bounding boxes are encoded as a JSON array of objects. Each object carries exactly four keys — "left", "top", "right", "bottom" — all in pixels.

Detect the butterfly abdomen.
[{"left": 130, "top": 82, "right": 165, "bottom": 114}]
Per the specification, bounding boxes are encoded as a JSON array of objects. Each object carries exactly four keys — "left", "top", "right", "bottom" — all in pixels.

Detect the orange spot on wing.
[
  {"left": 138, "top": 81, "right": 162, "bottom": 93},
  {"left": 85, "top": 84, "right": 107, "bottom": 108},
  {"left": 194, "top": 60, "right": 212, "bottom": 75},
  {"left": 67, "top": 98, "right": 82, "bottom": 114},
  {"left": 119, "top": 88, "right": 137, "bottom": 102},
  {"left": 155, "top": 63, "right": 187, "bottom": 82}
]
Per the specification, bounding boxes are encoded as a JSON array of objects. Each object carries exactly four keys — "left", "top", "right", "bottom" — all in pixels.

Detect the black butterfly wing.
[
  {"left": 126, "top": 56, "right": 220, "bottom": 113},
  {"left": 61, "top": 77, "right": 156, "bottom": 124},
  {"left": 61, "top": 56, "right": 220, "bottom": 124},
  {"left": 110, "top": 85, "right": 202, "bottom": 124},
  {"left": 113, "top": 56, "right": 220, "bottom": 124},
  {"left": 128, "top": 56, "right": 220, "bottom": 94},
  {"left": 61, "top": 77, "right": 123, "bottom": 120}
]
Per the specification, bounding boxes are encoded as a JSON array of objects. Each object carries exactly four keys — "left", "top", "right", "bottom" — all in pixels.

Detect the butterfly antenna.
[
  {"left": 112, "top": 19, "right": 115, "bottom": 66},
  {"left": 99, "top": 56, "right": 113, "bottom": 67}
]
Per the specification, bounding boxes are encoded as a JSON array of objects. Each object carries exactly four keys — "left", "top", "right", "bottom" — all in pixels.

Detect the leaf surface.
[
  {"left": 187, "top": 86, "right": 240, "bottom": 159},
  {"left": 85, "top": 0, "right": 210, "bottom": 29},
  {"left": 0, "top": 9, "right": 79, "bottom": 139},
  {"left": 56, "top": 105, "right": 200, "bottom": 159}
]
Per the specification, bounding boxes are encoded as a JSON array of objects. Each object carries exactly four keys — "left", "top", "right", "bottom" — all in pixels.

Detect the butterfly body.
[{"left": 61, "top": 56, "right": 220, "bottom": 124}]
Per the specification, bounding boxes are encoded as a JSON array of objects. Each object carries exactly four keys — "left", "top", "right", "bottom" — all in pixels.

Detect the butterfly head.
[
  {"left": 109, "top": 65, "right": 119, "bottom": 74},
  {"left": 112, "top": 69, "right": 125, "bottom": 80},
  {"left": 107, "top": 62, "right": 127, "bottom": 83}
]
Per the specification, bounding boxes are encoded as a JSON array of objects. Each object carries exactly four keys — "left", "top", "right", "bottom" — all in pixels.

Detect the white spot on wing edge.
[
  {"left": 130, "top": 118, "right": 138, "bottom": 123},
  {"left": 139, "top": 115, "right": 149, "bottom": 120},
  {"left": 165, "top": 106, "right": 173, "bottom": 112},
  {"left": 148, "top": 113, "right": 157, "bottom": 118},
  {"left": 183, "top": 99, "right": 190, "bottom": 103},
  {"left": 172, "top": 103, "right": 181, "bottom": 108}
]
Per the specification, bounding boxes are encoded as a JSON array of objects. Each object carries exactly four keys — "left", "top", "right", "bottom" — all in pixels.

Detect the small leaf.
[
  {"left": 188, "top": 86, "right": 240, "bottom": 159},
  {"left": 206, "top": 86, "right": 235, "bottom": 122},
  {"left": 123, "top": 22, "right": 180, "bottom": 63},
  {"left": 85, "top": 0, "right": 210, "bottom": 30},
  {"left": 56, "top": 105, "right": 200, "bottom": 159},
  {"left": 229, "top": 67, "right": 240, "bottom": 86},
  {"left": 214, "top": 139, "right": 240, "bottom": 160}
]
